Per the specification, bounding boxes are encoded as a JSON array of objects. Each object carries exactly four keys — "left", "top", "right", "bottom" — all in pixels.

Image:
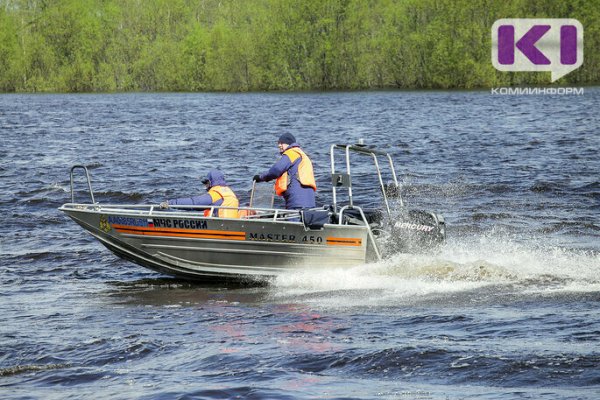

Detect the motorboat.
[{"left": 59, "top": 142, "right": 445, "bottom": 281}]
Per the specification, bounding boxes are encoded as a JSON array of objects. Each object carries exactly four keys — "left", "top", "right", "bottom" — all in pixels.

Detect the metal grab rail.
[
  {"left": 249, "top": 180, "right": 256, "bottom": 207},
  {"left": 330, "top": 143, "right": 404, "bottom": 217},
  {"left": 337, "top": 205, "right": 381, "bottom": 261},
  {"left": 60, "top": 202, "right": 304, "bottom": 223},
  {"left": 165, "top": 205, "right": 302, "bottom": 222},
  {"left": 69, "top": 165, "right": 95, "bottom": 204}
]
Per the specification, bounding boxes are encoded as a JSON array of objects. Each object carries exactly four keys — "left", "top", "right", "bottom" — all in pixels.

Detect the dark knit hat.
[{"left": 278, "top": 133, "right": 296, "bottom": 145}]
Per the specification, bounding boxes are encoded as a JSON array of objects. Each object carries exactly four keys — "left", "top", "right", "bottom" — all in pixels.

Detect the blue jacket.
[
  {"left": 168, "top": 170, "right": 228, "bottom": 207},
  {"left": 259, "top": 143, "right": 316, "bottom": 209}
]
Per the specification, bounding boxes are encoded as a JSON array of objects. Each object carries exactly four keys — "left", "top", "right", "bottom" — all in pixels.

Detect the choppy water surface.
[{"left": 1, "top": 91, "right": 599, "bottom": 399}]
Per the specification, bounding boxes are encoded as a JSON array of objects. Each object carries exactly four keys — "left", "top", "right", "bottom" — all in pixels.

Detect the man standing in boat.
[
  {"left": 253, "top": 133, "right": 316, "bottom": 210},
  {"left": 160, "top": 169, "right": 239, "bottom": 218}
]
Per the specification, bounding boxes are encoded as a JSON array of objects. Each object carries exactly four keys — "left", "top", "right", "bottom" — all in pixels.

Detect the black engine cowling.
[
  {"left": 331, "top": 206, "right": 446, "bottom": 255},
  {"left": 389, "top": 209, "right": 446, "bottom": 253}
]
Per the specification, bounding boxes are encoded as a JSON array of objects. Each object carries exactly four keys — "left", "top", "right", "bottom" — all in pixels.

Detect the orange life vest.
[
  {"left": 238, "top": 209, "right": 257, "bottom": 219},
  {"left": 275, "top": 147, "right": 317, "bottom": 196},
  {"left": 203, "top": 186, "right": 240, "bottom": 218}
]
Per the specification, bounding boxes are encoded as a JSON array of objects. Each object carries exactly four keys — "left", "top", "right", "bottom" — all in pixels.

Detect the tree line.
[{"left": 0, "top": 0, "right": 598, "bottom": 92}]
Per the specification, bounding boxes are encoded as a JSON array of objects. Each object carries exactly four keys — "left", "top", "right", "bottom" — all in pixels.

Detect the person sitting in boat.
[
  {"left": 253, "top": 133, "right": 316, "bottom": 210},
  {"left": 160, "top": 169, "right": 240, "bottom": 218}
]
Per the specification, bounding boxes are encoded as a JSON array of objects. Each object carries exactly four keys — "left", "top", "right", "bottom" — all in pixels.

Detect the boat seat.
[
  {"left": 330, "top": 207, "right": 383, "bottom": 226},
  {"left": 301, "top": 209, "right": 332, "bottom": 230}
]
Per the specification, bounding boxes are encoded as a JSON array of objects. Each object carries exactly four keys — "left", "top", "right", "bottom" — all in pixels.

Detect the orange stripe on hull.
[
  {"left": 326, "top": 237, "right": 362, "bottom": 246},
  {"left": 112, "top": 224, "right": 245, "bottom": 241}
]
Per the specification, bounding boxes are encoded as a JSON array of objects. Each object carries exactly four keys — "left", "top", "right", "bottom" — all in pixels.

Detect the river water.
[{"left": 1, "top": 90, "right": 599, "bottom": 399}]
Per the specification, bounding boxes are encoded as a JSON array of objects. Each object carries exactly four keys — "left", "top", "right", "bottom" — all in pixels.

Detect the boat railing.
[
  {"left": 338, "top": 205, "right": 381, "bottom": 261},
  {"left": 69, "top": 165, "right": 96, "bottom": 204},
  {"left": 330, "top": 142, "right": 404, "bottom": 218},
  {"left": 64, "top": 165, "right": 299, "bottom": 222},
  {"left": 59, "top": 202, "right": 305, "bottom": 223}
]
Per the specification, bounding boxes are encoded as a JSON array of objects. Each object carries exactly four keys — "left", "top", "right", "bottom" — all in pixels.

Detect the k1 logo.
[{"left": 491, "top": 19, "right": 583, "bottom": 82}]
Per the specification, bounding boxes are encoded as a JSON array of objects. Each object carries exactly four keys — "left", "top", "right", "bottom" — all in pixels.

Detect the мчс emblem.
[{"left": 99, "top": 215, "right": 111, "bottom": 233}]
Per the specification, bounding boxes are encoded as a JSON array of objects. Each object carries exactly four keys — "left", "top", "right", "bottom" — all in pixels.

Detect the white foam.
[{"left": 270, "top": 232, "right": 600, "bottom": 307}]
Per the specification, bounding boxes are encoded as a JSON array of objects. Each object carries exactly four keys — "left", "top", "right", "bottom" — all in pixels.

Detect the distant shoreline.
[
  {"left": 1, "top": 1, "right": 597, "bottom": 93},
  {"left": 1, "top": 85, "right": 598, "bottom": 96}
]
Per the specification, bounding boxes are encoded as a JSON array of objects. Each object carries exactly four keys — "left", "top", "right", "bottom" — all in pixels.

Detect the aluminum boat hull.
[{"left": 60, "top": 204, "right": 373, "bottom": 281}]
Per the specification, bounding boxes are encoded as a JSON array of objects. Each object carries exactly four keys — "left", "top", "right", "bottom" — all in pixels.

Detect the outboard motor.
[
  {"left": 330, "top": 142, "right": 447, "bottom": 258},
  {"left": 389, "top": 209, "right": 445, "bottom": 253}
]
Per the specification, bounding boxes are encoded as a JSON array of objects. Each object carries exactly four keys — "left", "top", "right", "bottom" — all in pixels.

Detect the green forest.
[{"left": 0, "top": 0, "right": 598, "bottom": 92}]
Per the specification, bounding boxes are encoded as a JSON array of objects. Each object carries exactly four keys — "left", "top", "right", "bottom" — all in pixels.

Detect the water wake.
[{"left": 271, "top": 232, "right": 600, "bottom": 306}]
